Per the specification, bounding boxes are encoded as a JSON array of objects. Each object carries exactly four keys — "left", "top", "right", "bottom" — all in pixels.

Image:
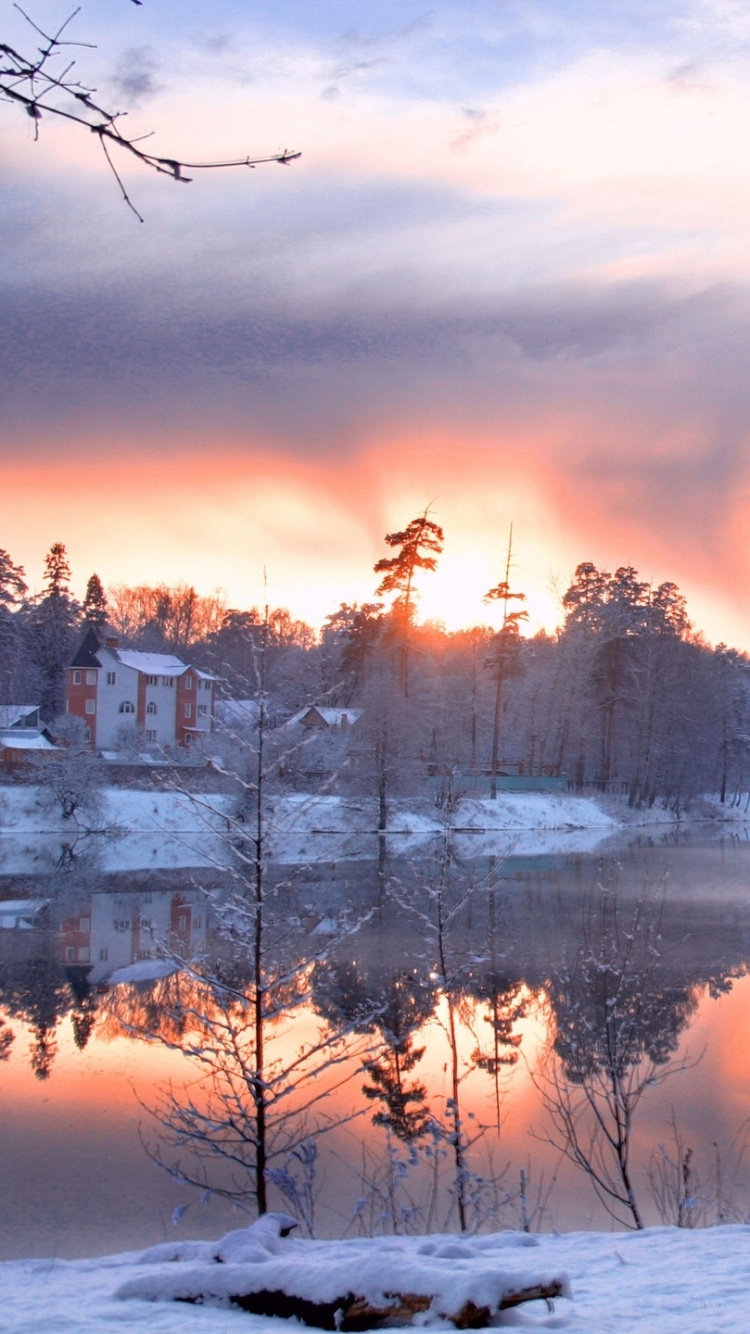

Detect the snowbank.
[
  {"left": 4, "top": 1220, "right": 750, "bottom": 1333},
  {"left": 2, "top": 784, "right": 748, "bottom": 876},
  {"left": 0, "top": 785, "right": 233, "bottom": 835},
  {"left": 116, "top": 1214, "right": 565, "bottom": 1319}
]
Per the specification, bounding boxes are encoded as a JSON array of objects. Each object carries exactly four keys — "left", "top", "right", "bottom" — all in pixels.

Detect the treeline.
[{"left": 2, "top": 522, "right": 749, "bottom": 809}]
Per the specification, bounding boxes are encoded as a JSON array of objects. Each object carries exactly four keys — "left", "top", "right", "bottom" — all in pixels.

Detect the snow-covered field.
[{"left": 4, "top": 1216, "right": 749, "bottom": 1334}]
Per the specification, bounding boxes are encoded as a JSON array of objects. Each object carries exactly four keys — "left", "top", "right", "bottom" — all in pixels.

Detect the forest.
[{"left": 1, "top": 515, "right": 749, "bottom": 811}]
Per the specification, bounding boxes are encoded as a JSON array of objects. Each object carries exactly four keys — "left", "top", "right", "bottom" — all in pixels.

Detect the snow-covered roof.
[
  {"left": 0, "top": 704, "right": 40, "bottom": 729},
  {"left": 0, "top": 898, "right": 50, "bottom": 928},
  {"left": 108, "top": 959, "right": 178, "bottom": 984},
  {"left": 115, "top": 650, "right": 187, "bottom": 676},
  {"left": 288, "top": 706, "right": 362, "bottom": 727},
  {"left": 195, "top": 669, "right": 218, "bottom": 682},
  {"left": 0, "top": 731, "right": 57, "bottom": 751},
  {"left": 215, "top": 698, "right": 260, "bottom": 723}
]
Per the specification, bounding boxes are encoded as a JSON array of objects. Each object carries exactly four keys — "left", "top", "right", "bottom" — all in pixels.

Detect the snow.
[
  {"left": 0, "top": 705, "right": 40, "bottom": 728},
  {"left": 0, "top": 897, "right": 49, "bottom": 928},
  {"left": 0, "top": 732, "right": 57, "bottom": 751},
  {"left": 0, "top": 786, "right": 233, "bottom": 836},
  {"left": 1, "top": 784, "right": 749, "bottom": 877},
  {"left": 115, "top": 651, "right": 187, "bottom": 675},
  {"left": 287, "top": 707, "right": 362, "bottom": 727},
  {"left": 4, "top": 1219, "right": 750, "bottom": 1333},
  {"left": 108, "top": 959, "right": 178, "bottom": 984}
]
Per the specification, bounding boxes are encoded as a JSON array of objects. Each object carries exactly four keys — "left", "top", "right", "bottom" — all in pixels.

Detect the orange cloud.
[{"left": 3, "top": 416, "right": 750, "bottom": 648}]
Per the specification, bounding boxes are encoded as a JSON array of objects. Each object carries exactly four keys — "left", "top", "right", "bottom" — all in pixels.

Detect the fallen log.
[
  {"left": 209, "top": 1278, "right": 566, "bottom": 1328},
  {"left": 117, "top": 1214, "right": 571, "bottom": 1326}
]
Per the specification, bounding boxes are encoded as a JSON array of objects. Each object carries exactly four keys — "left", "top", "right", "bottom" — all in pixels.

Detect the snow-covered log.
[{"left": 115, "top": 1214, "right": 570, "bottom": 1328}]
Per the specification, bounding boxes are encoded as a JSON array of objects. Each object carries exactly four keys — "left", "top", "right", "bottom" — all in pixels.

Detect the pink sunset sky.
[{"left": 3, "top": 0, "right": 750, "bottom": 645}]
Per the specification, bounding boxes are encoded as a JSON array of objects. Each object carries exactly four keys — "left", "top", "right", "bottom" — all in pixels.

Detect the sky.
[{"left": 3, "top": 0, "right": 750, "bottom": 642}]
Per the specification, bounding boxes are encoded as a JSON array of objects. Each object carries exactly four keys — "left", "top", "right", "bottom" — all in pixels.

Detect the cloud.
[{"left": 108, "top": 46, "right": 163, "bottom": 106}]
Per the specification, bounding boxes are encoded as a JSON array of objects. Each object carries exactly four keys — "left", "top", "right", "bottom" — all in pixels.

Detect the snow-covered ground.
[
  {"left": 4, "top": 1216, "right": 750, "bottom": 1334},
  {"left": 0, "top": 786, "right": 234, "bottom": 835},
  {"left": 0, "top": 785, "right": 747, "bottom": 876}
]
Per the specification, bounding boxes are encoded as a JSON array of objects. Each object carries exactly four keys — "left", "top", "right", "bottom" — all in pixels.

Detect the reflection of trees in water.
[
  {"left": 0, "top": 937, "right": 101, "bottom": 1077},
  {"left": 536, "top": 878, "right": 706, "bottom": 1229},
  {"left": 104, "top": 911, "right": 374, "bottom": 1220},
  {"left": 8, "top": 843, "right": 750, "bottom": 1229},
  {"left": 361, "top": 971, "right": 433, "bottom": 1145},
  {"left": 312, "top": 918, "right": 437, "bottom": 1147},
  {"left": 0, "top": 954, "right": 72, "bottom": 1080},
  {"left": 0, "top": 1015, "right": 14, "bottom": 1063}
]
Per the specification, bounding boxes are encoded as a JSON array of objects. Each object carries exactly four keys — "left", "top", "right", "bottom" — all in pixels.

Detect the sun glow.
[{"left": 2, "top": 423, "right": 750, "bottom": 649}]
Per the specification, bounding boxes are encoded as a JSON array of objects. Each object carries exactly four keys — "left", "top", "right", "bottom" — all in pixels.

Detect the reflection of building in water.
[{"left": 60, "top": 889, "right": 210, "bottom": 984}]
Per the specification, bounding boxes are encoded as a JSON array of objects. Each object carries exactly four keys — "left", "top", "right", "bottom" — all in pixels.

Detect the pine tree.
[
  {"left": 0, "top": 548, "right": 27, "bottom": 609},
  {"left": 484, "top": 529, "right": 527, "bottom": 798},
  {"left": 0, "top": 547, "right": 28, "bottom": 699},
  {"left": 374, "top": 511, "right": 443, "bottom": 694},
  {"left": 29, "top": 543, "right": 81, "bottom": 719},
  {"left": 82, "top": 573, "right": 108, "bottom": 631}
]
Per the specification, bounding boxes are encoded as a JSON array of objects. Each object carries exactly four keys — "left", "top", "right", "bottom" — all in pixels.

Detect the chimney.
[{"left": 105, "top": 636, "right": 120, "bottom": 649}]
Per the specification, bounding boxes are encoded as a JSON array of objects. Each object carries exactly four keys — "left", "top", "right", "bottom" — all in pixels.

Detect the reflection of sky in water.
[{"left": 2, "top": 834, "right": 750, "bottom": 1257}]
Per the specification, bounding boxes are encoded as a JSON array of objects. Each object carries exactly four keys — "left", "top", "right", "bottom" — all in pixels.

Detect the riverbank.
[{"left": 1, "top": 782, "right": 744, "bottom": 837}]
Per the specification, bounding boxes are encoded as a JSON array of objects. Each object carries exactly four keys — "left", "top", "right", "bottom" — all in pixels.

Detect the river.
[{"left": 2, "top": 824, "right": 750, "bottom": 1257}]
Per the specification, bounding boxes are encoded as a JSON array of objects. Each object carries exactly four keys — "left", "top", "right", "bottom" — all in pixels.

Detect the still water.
[{"left": 2, "top": 826, "right": 750, "bottom": 1258}]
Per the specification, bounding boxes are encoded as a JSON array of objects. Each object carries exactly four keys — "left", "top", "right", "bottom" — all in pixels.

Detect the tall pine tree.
[
  {"left": 82, "top": 574, "right": 108, "bottom": 632},
  {"left": 29, "top": 543, "right": 81, "bottom": 718}
]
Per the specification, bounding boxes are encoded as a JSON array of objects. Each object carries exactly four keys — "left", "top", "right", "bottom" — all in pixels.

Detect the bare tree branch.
[{"left": 1, "top": 6, "right": 301, "bottom": 218}]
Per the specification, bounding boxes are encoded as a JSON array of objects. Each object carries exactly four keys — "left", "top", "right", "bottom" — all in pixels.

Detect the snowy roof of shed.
[
  {"left": 0, "top": 705, "right": 40, "bottom": 729},
  {"left": 0, "top": 731, "right": 57, "bottom": 751},
  {"left": 0, "top": 898, "right": 50, "bottom": 928},
  {"left": 288, "top": 706, "right": 362, "bottom": 727}
]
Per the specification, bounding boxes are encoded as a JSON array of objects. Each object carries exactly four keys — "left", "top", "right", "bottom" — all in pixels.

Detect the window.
[
  {"left": 79, "top": 917, "right": 90, "bottom": 931},
  {"left": 146, "top": 729, "right": 157, "bottom": 743},
  {"left": 106, "top": 671, "right": 116, "bottom": 685},
  {"left": 184, "top": 702, "right": 192, "bottom": 719},
  {"left": 85, "top": 699, "right": 96, "bottom": 715},
  {"left": 85, "top": 670, "right": 97, "bottom": 685},
  {"left": 119, "top": 701, "right": 135, "bottom": 714},
  {"left": 163, "top": 676, "right": 175, "bottom": 688},
  {"left": 177, "top": 913, "right": 188, "bottom": 930},
  {"left": 185, "top": 675, "right": 193, "bottom": 689},
  {"left": 65, "top": 946, "right": 75, "bottom": 962},
  {"left": 146, "top": 701, "right": 157, "bottom": 715},
  {"left": 72, "top": 669, "right": 82, "bottom": 685},
  {"left": 99, "top": 947, "right": 108, "bottom": 962},
  {"left": 147, "top": 675, "right": 158, "bottom": 686},
  {"left": 83, "top": 727, "right": 91, "bottom": 743},
  {"left": 79, "top": 946, "right": 90, "bottom": 963},
  {"left": 198, "top": 704, "right": 207, "bottom": 717}
]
